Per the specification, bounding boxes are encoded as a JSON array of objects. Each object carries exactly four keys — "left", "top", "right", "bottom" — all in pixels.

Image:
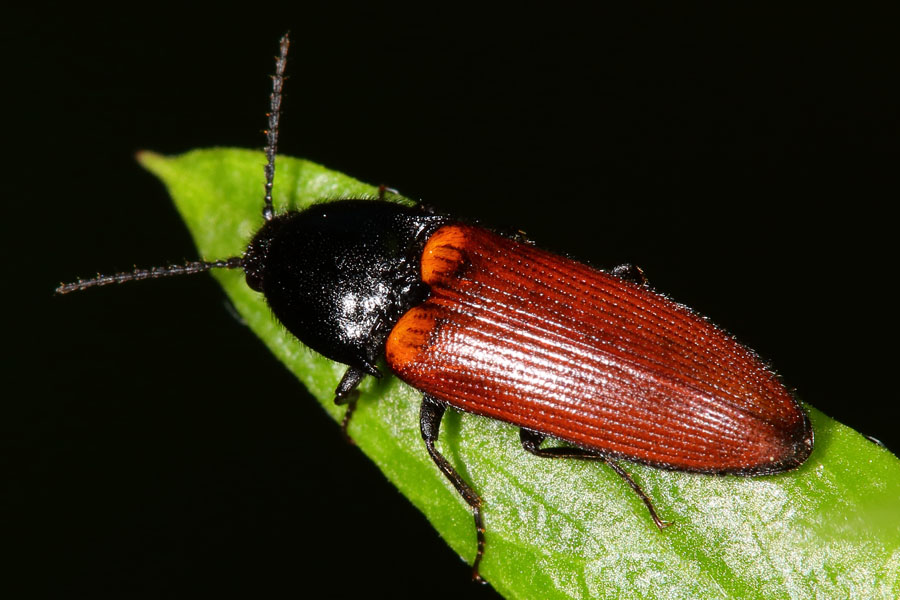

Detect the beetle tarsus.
[
  {"left": 337, "top": 400, "right": 358, "bottom": 445},
  {"left": 519, "top": 428, "right": 671, "bottom": 529},
  {"left": 470, "top": 505, "right": 486, "bottom": 583},
  {"left": 420, "top": 395, "right": 487, "bottom": 581}
]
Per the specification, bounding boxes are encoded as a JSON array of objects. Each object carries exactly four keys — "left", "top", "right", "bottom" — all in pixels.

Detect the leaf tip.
[{"left": 135, "top": 150, "right": 169, "bottom": 178}]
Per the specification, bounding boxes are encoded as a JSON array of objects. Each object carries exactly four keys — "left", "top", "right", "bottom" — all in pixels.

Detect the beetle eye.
[
  {"left": 242, "top": 247, "right": 265, "bottom": 292},
  {"left": 245, "top": 267, "right": 264, "bottom": 293},
  {"left": 243, "top": 221, "right": 281, "bottom": 293}
]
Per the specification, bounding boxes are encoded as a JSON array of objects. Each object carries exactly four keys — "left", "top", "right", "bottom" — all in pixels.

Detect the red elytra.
[{"left": 386, "top": 223, "right": 814, "bottom": 475}]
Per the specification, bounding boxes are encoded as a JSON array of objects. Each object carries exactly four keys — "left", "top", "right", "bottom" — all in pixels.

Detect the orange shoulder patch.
[
  {"left": 385, "top": 304, "right": 440, "bottom": 372},
  {"left": 420, "top": 224, "right": 472, "bottom": 285}
]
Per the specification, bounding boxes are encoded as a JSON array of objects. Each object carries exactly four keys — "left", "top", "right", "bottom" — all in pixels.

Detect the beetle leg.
[
  {"left": 602, "top": 458, "right": 671, "bottom": 529},
  {"left": 334, "top": 367, "right": 366, "bottom": 444},
  {"left": 519, "top": 428, "right": 670, "bottom": 529},
  {"left": 420, "top": 394, "right": 486, "bottom": 582},
  {"left": 377, "top": 184, "right": 400, "bottom": 201},
  {"left": 334, "top": 366, "right": 365, "bottom": 404},
  {"left": 610, "top": 263, "right": 648, "bottom": 286}
]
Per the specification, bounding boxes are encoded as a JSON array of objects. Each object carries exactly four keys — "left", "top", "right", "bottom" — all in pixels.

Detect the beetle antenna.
[
  {"left": 57, "top": 37, "right": 291, "bottom": 297},
  {"left": 262, "top": 33, "right": 290, "bottom": 222},
  {"left": 55, "top": 258, "right": 244, "bottom": 295}
]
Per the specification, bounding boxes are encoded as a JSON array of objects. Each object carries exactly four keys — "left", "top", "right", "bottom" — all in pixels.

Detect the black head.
[{"left": 243, "top": 200, "right": 446, "bottom": 374}]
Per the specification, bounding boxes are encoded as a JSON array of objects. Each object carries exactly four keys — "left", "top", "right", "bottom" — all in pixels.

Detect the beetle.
[{"left": 57, "top": 34, "right": 814, "bottom": 581}]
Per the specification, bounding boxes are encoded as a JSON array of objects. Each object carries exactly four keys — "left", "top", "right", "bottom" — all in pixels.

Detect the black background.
[{"left": 9, "top": 5, "right": 898, "bottom": 598}]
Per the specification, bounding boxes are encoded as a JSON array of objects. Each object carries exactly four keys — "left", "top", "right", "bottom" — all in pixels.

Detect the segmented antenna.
[
  {"left": 56, "top": 35, "right": 293, "bottom": 296},
  {"left": 262, "top": 33, "right": 290, "bottom": 222},
  {"left": 55, "top": 258, "right": 244, "bottom": 295}
]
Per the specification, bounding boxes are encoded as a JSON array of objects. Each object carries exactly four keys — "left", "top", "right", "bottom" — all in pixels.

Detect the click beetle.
[{"left": 57, "top": 34, "right": 814, "bottom": 581}]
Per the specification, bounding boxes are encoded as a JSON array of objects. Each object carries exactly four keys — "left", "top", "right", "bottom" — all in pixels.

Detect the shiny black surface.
[{"left": 244, "top": 200, "right": 445, "bottom": 374}]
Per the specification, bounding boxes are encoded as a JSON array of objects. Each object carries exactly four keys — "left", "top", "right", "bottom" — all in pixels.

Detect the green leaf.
[{"left": 139, "top": 148, "right": 900, "bottom": 600}]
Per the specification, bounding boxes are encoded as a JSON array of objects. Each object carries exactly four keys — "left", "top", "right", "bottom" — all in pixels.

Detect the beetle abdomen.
[{"left": 386, "top": 224, "right": 813, "bottom": 474}]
